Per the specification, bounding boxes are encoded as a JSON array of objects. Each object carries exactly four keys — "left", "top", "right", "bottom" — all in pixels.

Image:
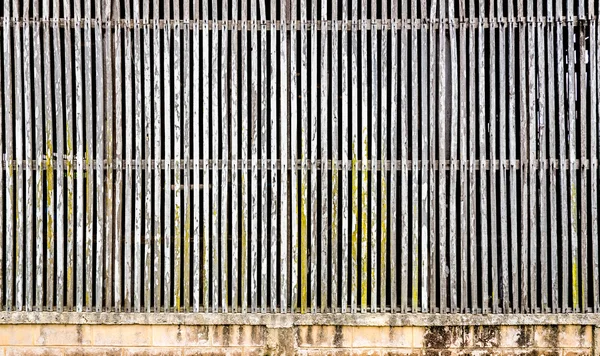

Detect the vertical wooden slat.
[
  {"left": 591, "top": 19, "right": 599, "bottom": 313},
  {"left": 566, "top": 0, "right": 579, "bottom": 312},
  {"left": 438, "top": 0, "right": 447, "bottom": 314},
  {"left": 53, "top": 0, "right": 65, "bottom": 312},
  {"left": 183, "top": 0, "right": 192, "bottom": 317},
  {"left": 420, "top": 0, "right": 428, "bottom": 313},
  {"left": 488, "top": 0, "right": 498, "bottom": 314},
  {"left": 192, "top": 16, "right": 200, "bottom": 313},
  {"left": 172, "top": 0, "right": 182, "bottom": 313},
  {"left": 280, "top": 0, "right": 289, "bottom": 313},
  {"left": 123, "top": 11, "right": 133, "bottom": 311},
  {"left": 350, "top": 0, "right": 358, "bottom": 315},
  {"left": 399, "top": 0, "right": 409, "bottom": 315},
  {"left": 23, "top": 10, "right": 34, "bottom": 312},
  {"left": 250, "top": 0, "right": 259, "bottom": 314},
  {"left": 310, "top": 0, "right": 318, "bottom": 314},
  {"left": 526, "top": 0, "right": 537, "bottom": 313},
  {"left": 94, "top": 0, "right": 105, "bottom": 313},
  {"left": 290, "top": 0, "right": 299, "bottom": 313},
  {"left": 321, "top": 0, "right": 329, "bottom": 314},
  {"left": 240, "top": 0, "right": 249, "bottom": 313},
  {"left": 4, "top": 0, "right": 13, "bottom": 312},
  {"left": 0, "top": 6, "right": 6, "bottom": 312},
  {"left": 103, "top": 0, "right": 114, "bottom": 313},
  {"left": 537, "top": 0, "right": 548, "bottom": 312},
  {"left": 458, "top": 0, "right": 467, "bottom": 313},
  {"left": 112, "top": 18, "right": 123, "bottom": 313},
  {"left": 230, "top": 0, "right": 239, "bottom": 313},
  {"left": 202, "top": 0, "right": 211, "bottom": 312},
  {"left": 590, "top": 19, "right": 599, "bottom": 313},
  {"left": 379, "top": 0, "right": 388, "bottom": 312},
  {"left": 410, "top": 0, "right": 420, "bottom": 314},
  {"left": 389, "top": 0, "right": 398, "bottom": 314},
  {"left": 448, "top": 0, "right": 459, "bottom": 313},
  {"left": 211, "top": 0, "right": 220, "bottom": 314},
  {"left": 468, "top": 0, "right": 478, "bottom": 312},
  {"left": 330, "top": 0, "right": 339, "bottom": 312},
  {"left": 556, "top": 0, "right": 569, "bottom": 313},
  {"left": 578, "top": 11, "right": 588, "bottom": 314},
  {"left": 163, "top": 4, "right": 172, "bottom": 313},
  {"left": 428, "top": 0, "right": 438, "bottom": 314},
  {"left": 14, "top": 0, "right": 24, "bottom": 312},
  {"left": 478, "top": 0, "right": 488, "bottom": 314},
  {"left": 83, "top": 0, "right": 94, "bottom": 312},
  {"left": 497, "top": 0, "right": 509, "bottom": 313},
  {"left": 546, "top": 0, "right": 559, "bottom": 312},
  {"left": 299, "top": 0, "right": 308, "bottom": 315},
  {"left": 153, "top": 0, "right": 163, "bottom": 312},
  {"left": 370, "top": 0, "right": 378, "bottom": 313},
  {"left": 220, "top": 0, "right": 230, "bottom": 313},
  {"left": 143, "top": 0, "right": 153, "bottom": 313},
  {"left": 64, "top": 0, "right": 75, "bottom": 311},
  {"left": 340, "top": 0, "right": 349, "bottom": 313},
  {"left": 360, "top": 0, "right": 369, "bottom": 314},
  {"left": 260, "top": 2, "right": 269, "bottom": 313},
  {"left": 507, "top": 0, "right": 519, "bottom": 312}
]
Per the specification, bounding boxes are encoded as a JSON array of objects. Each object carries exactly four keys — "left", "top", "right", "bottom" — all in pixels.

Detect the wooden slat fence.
[{"left": 0, "top": 0, "right": 599, "bottom": 314}]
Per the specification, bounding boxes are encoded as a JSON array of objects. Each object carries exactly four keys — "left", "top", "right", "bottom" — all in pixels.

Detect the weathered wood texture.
[{"left": 0, "top": 1, "right": 598, "bottom": 314}]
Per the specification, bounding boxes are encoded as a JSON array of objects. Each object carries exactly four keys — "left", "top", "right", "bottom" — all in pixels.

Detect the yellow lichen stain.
[
  {"left": 331, "top": 170, "right": 339, "bottom": 241},
  {"left": 300, "top": 174, "right": 308, "bottom": 313},
  {"left": 351, "top": 143, "right": 359, "bottom": 297}
]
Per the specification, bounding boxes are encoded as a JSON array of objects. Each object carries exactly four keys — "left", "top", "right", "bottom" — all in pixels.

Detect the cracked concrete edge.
[{"left": 1, "top": 312, "right": 600, "bottom": 327}]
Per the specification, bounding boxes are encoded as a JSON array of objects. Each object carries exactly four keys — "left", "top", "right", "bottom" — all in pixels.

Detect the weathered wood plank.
[
  {"left": 202, "top": 0, "right": 211, "bottom": 312},
  {"left": 389, "top": 0, "right": 398, "bottom": 313},
  {"left": 410, "top": 0, "right": 420, "bottom": 314},
  {"left": 370, "top": 0, "right": 378, "bottom": 313},
  {"left": 23, "top": 14, "right": 34, "bottom": 312},
  {"left": 468, "top": 4, "right": 478, "bottom": 312},
  {"left": 0, "top": 9, "right": 6, "bottom": 312},
  {"left": 577, "top": 18, "right": 587, "bottom": 313},
  {"left": 112, "top": 19, "right": 123, "bottom": 313},
  {"left": 488, "top": 1, "right": 498, "bottom": 314},
  {"left": 250, "top": 0, "right": 260, "bottom": 314},
  {"left": 566, "top": 2, "right": 579, "bottom": 311},
  {"left": 400, "top": 0, "right": 409, "bottom": 315},
  {"left": 211, "top": 0, "right": 220, "bottom": 314},
  {"left": 64, "top": 0, "right": 75, "bottom": 311},
  {"left": 448, "top": 0, "right": 458, "bottom": 313},
  {"left": 320, "top": 0, "right": 329, "bottom": 313},
  {"left": 350, "top": 0, "right": 358, "bottom": 315},
  {"left": 153, "top": 1, "right": 163, "bottom": 311},
  {"left": 340, "top": 0, "right": 349, "bottom": 313},
  {"left": 310, "top": 0, "right": 318, "bottom": 314},
  {"left": 172, "top": 0, "right": 182, "bottom": 313},
  {"left": 429, "top": 0, "right": 438, "bottom": 314},
  {"left": 556, "top": 0, "right": 569, "bottom": 313},
  {"left": 290, "top": 0, "right": 299, "bottom": 313},
  {"left": 420, "top": 0, "right": 429, "bottom": 313},
  {"left": 13, "top": 0, "right": 23, "bottom": 311},
  {"left": 379, "top": 0, "right": 388, "bottom": 312},
  {"left": 163, "top": 16, "right": 173, "bottom": 312},
  {"left": 330, "top": 0, "right": 339, "bottom": 312},
  {"left": 299, "top": 0, "right": 309, "bottom": 315},
  {"left": 144, "top": 6, "right": 153, "bottom": 313},
  {"left": 240, "top": 0, "right": 249, "bottom": 313},
  {"left": 458, "top": 0, "right": 467, "bottom": 313},
  {"left": 123, "top": 19, "right": 133, "bottom": 312},
  {"left": 94, "top": 4, "right": 105, "bottom": 313},
  {"left": 546, "top": 0, "right": 559, "bottom": 312},
  {"left": 260, "top": 7, "right": 269, "bottom": 313},
  {"left": 591, "top": 19, "right": 599, "bottom": 313},
  {"left": 83, "top": 0, "right": 94, "bottom": 312},
  {"left": 438, "top": 0, "right": 447, "bottom": 314},
  {"left": 478, "top": 0, "right": 488, "bottom": 314},
  {"left": 279, "top": 0, "right": 288, "bottom": 313},
  {"left": 220, "top": 0, "right": 229, "bottom": 313},
  {"left": 360, "top": 0, "right": 369, "bottom": 314},
  {"left": 53, "top": 8, "right": 66, "bottom": 312}
]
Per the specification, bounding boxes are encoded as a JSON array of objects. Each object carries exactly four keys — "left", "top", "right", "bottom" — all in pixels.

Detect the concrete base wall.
[{"left": 0, "top": 324, "right": 598, "bottom": 355}]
